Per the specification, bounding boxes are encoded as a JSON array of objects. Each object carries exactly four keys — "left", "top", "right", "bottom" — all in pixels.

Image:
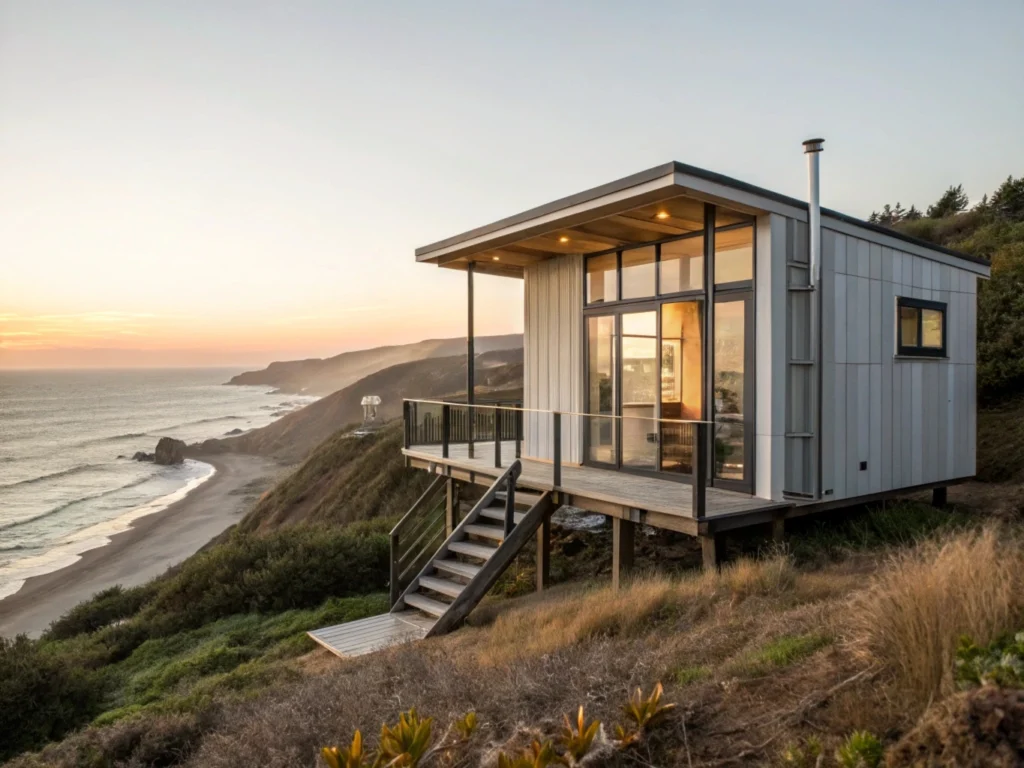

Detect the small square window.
[{"left": 897, "top": 297, "right": 946, "bottom": 357}]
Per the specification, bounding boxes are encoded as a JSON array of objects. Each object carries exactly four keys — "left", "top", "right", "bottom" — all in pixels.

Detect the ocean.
[{"left": 0, "top": 368, "right": 316, "bottom": 600}]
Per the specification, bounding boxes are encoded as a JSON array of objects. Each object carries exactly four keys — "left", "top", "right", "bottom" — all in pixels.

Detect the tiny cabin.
[{"left": 310, "top": 142, "right": 991, "bottom": 656}]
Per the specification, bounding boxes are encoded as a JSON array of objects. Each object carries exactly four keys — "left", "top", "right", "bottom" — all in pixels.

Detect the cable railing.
[{"left": 402, "top": 399, "right": 712, "bottom": 519}]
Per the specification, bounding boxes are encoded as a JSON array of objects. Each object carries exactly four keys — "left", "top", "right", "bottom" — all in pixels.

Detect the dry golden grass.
[
  {"left": 474, "top": 554, "right": 798, "bottom": 665},
  {"left": 846, "top": 525, "right": 1024, "bottom": 718}
]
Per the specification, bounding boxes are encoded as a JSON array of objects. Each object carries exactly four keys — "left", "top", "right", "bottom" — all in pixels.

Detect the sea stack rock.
[
  {"left": 153, "top": 437, "right": 187, "bottom": 465},
  {"left": 132, "top": 451, "right": 155, "bottom": 462}
]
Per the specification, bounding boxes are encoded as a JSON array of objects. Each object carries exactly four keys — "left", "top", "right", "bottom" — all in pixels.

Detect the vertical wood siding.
[
  {"left": 523, "top": 254, "right": 583, "bottom": 463},
  {"left": 821, "top": 229, "right": 978, "bottom": 501}
]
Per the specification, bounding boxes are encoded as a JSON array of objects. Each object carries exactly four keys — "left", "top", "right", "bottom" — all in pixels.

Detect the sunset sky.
[{"left": 2, "top": 1, "right": 1022, "bottom": 368}]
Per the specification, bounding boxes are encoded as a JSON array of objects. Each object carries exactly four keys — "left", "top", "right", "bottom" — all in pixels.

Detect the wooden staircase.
[{"left": 308, "top": 461, "right": 555, "bottom": 656}]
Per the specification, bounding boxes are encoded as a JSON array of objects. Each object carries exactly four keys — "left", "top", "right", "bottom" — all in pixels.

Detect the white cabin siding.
[
  {"left": 821, "top": 229, "right": 978, "bottom": 501},
  {"left": 523, "top": 254, "right": 583, "bottom": 463}
]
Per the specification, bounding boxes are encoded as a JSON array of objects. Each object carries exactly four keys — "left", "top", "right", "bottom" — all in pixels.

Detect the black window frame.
[{"left": 896, "top": 296, "right": 947, "bottom": 358}]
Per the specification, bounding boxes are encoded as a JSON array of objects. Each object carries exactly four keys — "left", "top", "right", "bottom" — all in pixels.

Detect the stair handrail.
[
  {"left": 392, "top": 459, "right": 522, "bottom": 612},
  {"left": 389, "top": 475, "right": 447, "bottom": 606}
]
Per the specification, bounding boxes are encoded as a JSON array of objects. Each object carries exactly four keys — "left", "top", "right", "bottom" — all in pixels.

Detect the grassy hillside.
[
  {"left": 236, "top": 421, "right": 429, "bottom": 533},
  {"left": 197, "top": 348, "right": 522, "bottom": 462},
  {"left": 227, "top": 333, "right": 523, "bottom": 395},
  {"left": 8, "top": 501, "right": 1024, "bottom": 767}
]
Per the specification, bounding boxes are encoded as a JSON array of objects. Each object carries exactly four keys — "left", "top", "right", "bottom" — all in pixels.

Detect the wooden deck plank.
[
  {"left": 308, "top": 612, "right": 429, "bottom": 658},
  {"left": 404, "top": 442, "right": 786, "bottom": 521}
]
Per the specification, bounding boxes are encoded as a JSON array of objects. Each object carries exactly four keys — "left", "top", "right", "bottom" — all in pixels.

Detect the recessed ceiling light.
[
  {"left": 492, "top": 255, "right": 500, "bottom": 261},
  {"left": 656, "top": 211, "right": 670, "bottom": 220},
  {"left": 558, "top": 236, "right": 570, "bottom": 243}
]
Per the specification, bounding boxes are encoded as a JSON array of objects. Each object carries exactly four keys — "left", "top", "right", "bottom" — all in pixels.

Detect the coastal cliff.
[{"left": 226, "top": 333, "right": 522, "bottom": 395}]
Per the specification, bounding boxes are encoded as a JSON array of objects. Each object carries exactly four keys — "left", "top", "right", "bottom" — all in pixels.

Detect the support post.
[
  {"left": 932, "top": 486, "right": 948, "bottom": 508},
  {"left": 701, "top": 533, "right": 725, "bottom": 571},
  {"left": 445, "top": 478, "right": 457, "bottom": 537},
  {"left": 771, "top": 514, "right": 785, "bottom": 544},
  {"left": 402, "top": 401, "right": 411, "bottom": 449},
  {"left": 467, "top": 262, "right": 475, "bottom": 459},
  {"left": 552, "top": 411, "right": 562, "bottom": 487},
  {"left": 536, "top": 514, "right": 551, "bottom": 592},
  {"left": 494, "top": 406, "right": 502, "bottom": 468},
  {"left": 691, "top": 422, "right": 708, "bottom": 520},
  {"left": 612, "top": 517, "right": 635, "bottom": 590}
]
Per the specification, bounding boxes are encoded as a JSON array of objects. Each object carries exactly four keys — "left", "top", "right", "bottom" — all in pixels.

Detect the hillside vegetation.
[
  {"left": 197, "top": 348, "right": 522, "bottom": 462},
  {"left": 871, "top": 174, "right": 1024, "bottom": 403},
  {"left": 227, "top": 334, "right": 522, "bottom": 395},
  {"left": 236, "top": 422, "right": 429, "bottom": 533}
]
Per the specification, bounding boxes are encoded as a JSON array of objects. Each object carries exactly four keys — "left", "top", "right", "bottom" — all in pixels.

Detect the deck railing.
[{"left": 402, "top": 399, "right": 711, "bottom": 519}]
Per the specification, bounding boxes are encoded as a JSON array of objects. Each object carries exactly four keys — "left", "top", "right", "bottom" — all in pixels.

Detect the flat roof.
[{"left": 416, "top": 161, "right": 989, "bottom": 273}]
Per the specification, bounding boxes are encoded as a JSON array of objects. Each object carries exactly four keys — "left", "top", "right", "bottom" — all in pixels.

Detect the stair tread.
[
  {"left": 496, "top": 490, "right": 543, "bottom": 508},
  {"left": 433, "top": 559, "right": 482, "bottom": 579},
  {"left": 464, "top": 523, "right": 505, "bottom": 541},
  {"left": 448, "top": 540, "right": 498, "bottom": 560},
  {"left": 404, "top": 592, "right": 450, "bottom": 617},
  {"left": 418, "top": 575, "right": 465, "bottom": 598},
  {"left": 479, "top": 507, "right": 526, "bottom": 524}
]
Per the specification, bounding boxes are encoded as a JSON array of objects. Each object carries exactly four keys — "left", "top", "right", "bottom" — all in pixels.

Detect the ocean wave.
[
  {"left": 0, "top": 543, "right": 27, "bottom": 553},
  {"left": 151, "top": 415, "right": 245, "bottom": 433},
  {"left": 0, "top": 463, "right": 104, "bottom": 491},
  {"left": 0, "top": 473, "right": 157, "bottom": 533}
]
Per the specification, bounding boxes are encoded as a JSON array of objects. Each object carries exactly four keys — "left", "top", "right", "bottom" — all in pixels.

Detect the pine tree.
[
  {"left": 868, "top": 211, "right": 880, "bottom": 224},
  {"left": 904, "top": 205, "right": 922, "bottom": 221},
  {"left": 880, "top": 204, "right": 894, "bottom": 225},
  {"left": 893, "top": 202, "right": 906, "bottom": 222},
  {"left": 926, "top": 184, "right": 969, "bottom": 218},
  {"left": 990, "top": 176, "right": 1024, "bottom": 221}
]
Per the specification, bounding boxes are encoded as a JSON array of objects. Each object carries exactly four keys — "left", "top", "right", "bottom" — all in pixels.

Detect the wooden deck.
[
  {"left": 308, "top": 611, "right": 435, "bottom": 658},
  {"left": 404, "top": 441, "right": 789, "bottom": 535}
]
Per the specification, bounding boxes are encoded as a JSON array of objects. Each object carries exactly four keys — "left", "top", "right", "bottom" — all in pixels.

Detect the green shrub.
[
  {"left": 956, "top": 631, "right": 1024, "bottom": 689},
  {"left": 0, "top": 635, "right": 105, "bottom": 760},
  {"left": 835, "top": 730, "right": 883, "bottom": 768},
  {"left": 739, "top": 633, "right": 830, "bottom": 674},
  {"left": 46, "top": 583, "right": 157, "bottom": 641}
]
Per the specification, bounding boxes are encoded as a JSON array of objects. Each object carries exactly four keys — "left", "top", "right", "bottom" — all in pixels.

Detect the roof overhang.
[{"left": 415, "top": 161, "right": 990, "bottom": 278}]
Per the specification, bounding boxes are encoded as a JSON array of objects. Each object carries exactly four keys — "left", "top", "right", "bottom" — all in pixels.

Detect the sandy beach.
[{"left": 0, "top": 453, "right": 284, "bottom": 639}]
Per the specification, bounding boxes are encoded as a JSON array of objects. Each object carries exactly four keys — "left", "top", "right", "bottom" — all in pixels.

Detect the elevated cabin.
[
  {"left": 403, "top": 151, "right": 989, "bottom": 562},
  {"left": 310, "top": 146, "right": 991, "bottom": 658}
]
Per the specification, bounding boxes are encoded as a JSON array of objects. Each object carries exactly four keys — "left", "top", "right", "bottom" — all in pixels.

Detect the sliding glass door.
[{"left": 585, "top": 302, "right": 703, "bottom": 476}]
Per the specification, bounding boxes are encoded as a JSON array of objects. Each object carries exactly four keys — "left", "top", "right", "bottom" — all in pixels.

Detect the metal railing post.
[
  {"left": 504, "top": 475, "right": 516, "bottom": 537},
  {"left": 442, "top": 403, "right": 450, "bottom": 459},
  {"left": 515, "top": 402, "right": 522, "bottom": 459},
  {"left": 552, "top": 411, "right": 562, "bottom": 487},
  {"left": 493, "top": 406, "right": 502, "bottom": 468},
  {"left": 403, "top": 401, "right": 411, "bottom": 449},
  {"left": 691, "top": 423, "right": 708, "bottom": 520},
  {"left": 389, "top": 531, "right": 400, "bottom": 607},
  {"left": 468, "top": 404, "right": 475, "bottom": 459}
]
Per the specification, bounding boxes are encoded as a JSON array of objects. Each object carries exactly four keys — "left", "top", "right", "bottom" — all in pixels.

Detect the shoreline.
[{"left": 0, "top": 453, "right": 283, "bottom": 639}]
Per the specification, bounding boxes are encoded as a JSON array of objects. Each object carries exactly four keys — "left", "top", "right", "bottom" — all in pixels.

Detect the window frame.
[{"left": 896, "top": 296, "right": 947, "bottom": 358}]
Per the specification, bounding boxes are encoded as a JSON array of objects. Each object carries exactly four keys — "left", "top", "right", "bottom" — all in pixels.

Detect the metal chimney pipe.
[{"left": 803, "top": 137, "right": 824, "bottom": 499}]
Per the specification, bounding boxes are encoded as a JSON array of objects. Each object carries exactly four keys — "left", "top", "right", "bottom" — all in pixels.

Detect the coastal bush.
[
  {"left": 956, "top": 631, "right": 1024, "bottom": 689},
  {"left": 0, "top": 634, "right": 104, "bottom": 760},
  {"left": 45, "top": 583, "right": 158, "bottom": 641},
  {"left": 142, "top": 519, "right": 389, "bottom": 638}
]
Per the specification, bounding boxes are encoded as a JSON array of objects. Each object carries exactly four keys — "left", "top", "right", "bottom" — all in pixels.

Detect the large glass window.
[
  {"left": 586, "top": 253, "right": 617, "bottom": 304},
  {"left": 714, "top": 299, "right": 747, "bottom": 482},
  {"left": 659, "top": 235, "right": 704, "bottom": 294},
  {"left": 897, "top": 297, "right": 946, "bottom": 357},
  {"left": 714, "top": 225, "right": 754, "bottom": 285},
  {"left": 621, "top": 246, "right": 656, "bottom": 300},
  {"left": 586, "top": 314, "right": 617, "bottom": 464}
]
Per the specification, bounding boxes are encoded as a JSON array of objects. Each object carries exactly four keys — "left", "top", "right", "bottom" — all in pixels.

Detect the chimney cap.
[{"left": 803, "top": 137, "right": 825, "bottom": 153}]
